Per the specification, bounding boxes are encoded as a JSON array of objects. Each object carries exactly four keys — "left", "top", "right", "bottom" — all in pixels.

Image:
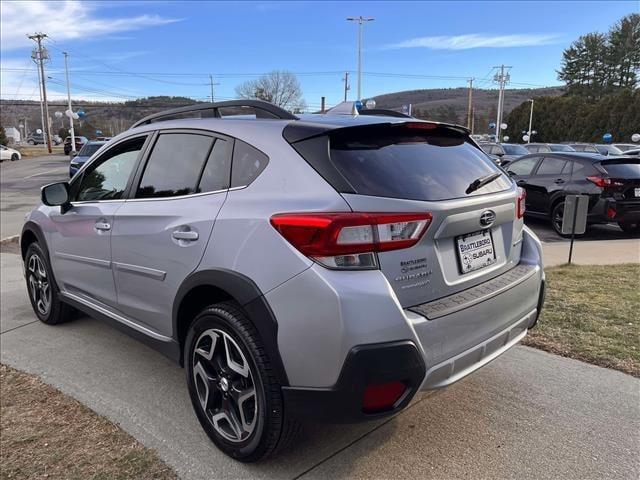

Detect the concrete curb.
[{"left": 0, "top": 235, "right": 19, "bottom": 246}]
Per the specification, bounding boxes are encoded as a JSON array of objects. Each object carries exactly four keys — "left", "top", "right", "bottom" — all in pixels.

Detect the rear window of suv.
[
  {"left": 600, "top": 159, "right": 640, "bottom": 178},
  {"left": 328, "top": 124, "right": 511, "bottom": 201}
]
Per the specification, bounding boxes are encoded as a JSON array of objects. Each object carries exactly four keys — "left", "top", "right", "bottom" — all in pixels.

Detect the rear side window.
[
  {"left": 600, "top": 159, "right": 640, "bottom": 178},
  {"left": 328, "top": 125, "right": 511, "bottom": 201},
  {"left": 502, "top": 144, "right": 529, "bottom": 155},
  {"left": 536, "top": 157, "right": 567, "bottom": 175},
  {"left": 507, "top": 157, "right": 539, "bottom": 176},
  {"left": 137, "top": 133, "right": 213, "bottom": 198},
  {"left": 231, "top": 140, "right": 269, "bottom": 187},
  {"left": 197, "top": 139, "right": 232, "bottom": 193}
]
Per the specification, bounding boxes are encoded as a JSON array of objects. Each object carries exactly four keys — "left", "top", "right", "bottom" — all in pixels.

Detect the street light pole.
[
  {"left": 527, "top": 99, "right": 534, "bottom": 143},
  {"left": 347, "top": 16, "right": 374, "bottom": 101},
  {"left": 63, "top": 52, "right": 77, "bottom": 154}
]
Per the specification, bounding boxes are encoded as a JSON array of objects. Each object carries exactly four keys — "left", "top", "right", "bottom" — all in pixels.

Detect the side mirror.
[{"left": 42, "top": 182, "right": 71, "bottom": 213}]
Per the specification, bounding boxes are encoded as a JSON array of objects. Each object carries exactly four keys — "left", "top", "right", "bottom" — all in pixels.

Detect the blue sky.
[{"left": 1, "top": 0, "right": 637, "bottom": 109}]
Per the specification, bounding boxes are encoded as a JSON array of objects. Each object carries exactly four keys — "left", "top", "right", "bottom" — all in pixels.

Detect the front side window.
[
  {"left": 507, "top": 157, "right": 539, "bottom": 176},
  {"left": 501, "top": 144, "right": 529, "bottom": 155},
  {"left": 137, "top": 133, "right": 214, "bottom": 198},
  {"left": 75, "top": 137, "right": 145, "bottom": 201}
]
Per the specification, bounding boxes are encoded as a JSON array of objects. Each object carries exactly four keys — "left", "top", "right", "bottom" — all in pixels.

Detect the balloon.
[
  {"left": 54, "top": 111, "right": 63, "bottom": 118},
  {"left": 354, "top": 100, "right": 363, "bottom": 110},
  {"left": 602, "top": 133, "right": 612, "bottom": 143},
  {"left": 489, "top": 122, "right": 496, "bottom": 129},
  {"left": 503, "top": 136, "right": 510, "bottom": 142},
  {"left": 72, "top": 113, "right": 79, "bottom": 120},
  {"left": 365, "top": 99, "right": 376, "bottom": 109},
  {"left": 500, "top": 123, "right": 508, "bottom": 130},
  {"left": 522, "top": 135, "right": 530, "bottom": 142},
  {"left": 36, "top": 129, "right": 42, "bottom": 134},
  {"left": 632, "top": 133, "right": 640, "bottom": 143},
  {"left": 77, "top": 110, "right": 85, "bottom": 118}
]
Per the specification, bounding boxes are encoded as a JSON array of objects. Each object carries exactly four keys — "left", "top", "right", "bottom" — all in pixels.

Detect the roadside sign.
[
  {"left": 562, "top": 194, "right": 589, "bottom": 264},
  {"left": 562, "top": 195, "right": 589, "bottom": 235}
]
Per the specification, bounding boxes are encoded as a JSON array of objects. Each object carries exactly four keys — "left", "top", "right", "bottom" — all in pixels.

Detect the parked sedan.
[
  {"left": 479, "top": 143, "right": 529, "bottom": 166},
  {"left": 524, "top": 143, "right": 576, "bottom": 153},
  {"left": 506, "top": 152, "right": 640, "bottom": 235},
  {"left": 69, "top": 140, "right": 106, "bottom": 177},
  {"left": 569, "top": 143, "right": 599, "bottom": 153},
  {"left": 613, "top": 143, "right": 638, "bottom": 152},
  {"left": 595, "top": 144, "right": 623, "bottom": 156},
  {"left": 0, "top": 144, "right": 21, "bottom": 162}
]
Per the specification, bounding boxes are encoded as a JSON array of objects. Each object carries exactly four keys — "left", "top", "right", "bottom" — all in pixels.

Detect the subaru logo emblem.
[{"left": 480, "top": 210, "right": 496, "bottom": 227}]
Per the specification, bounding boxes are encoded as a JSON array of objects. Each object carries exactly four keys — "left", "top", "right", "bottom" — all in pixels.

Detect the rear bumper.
[
  {"left": 588, "top": 197, "right": 640, "bottom": 224},
  {"left": 271, "top": 228, "right": 544, "bottom": 423}
]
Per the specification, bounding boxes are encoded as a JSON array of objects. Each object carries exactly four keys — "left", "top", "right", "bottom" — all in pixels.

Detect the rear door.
[
  {"left": 325, "top": 123, "right": 518, "bottom": 308},
  {"left": 526, "top": 156, "right": 570, "bottom": 213},
  {"left": 111, "top": 130, "right": 233, "bottom": 336},
  {"left": 505, "top": 156, "right": 542, "bottom": 211}
]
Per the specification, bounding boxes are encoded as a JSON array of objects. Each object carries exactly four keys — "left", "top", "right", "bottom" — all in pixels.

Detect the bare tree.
[{"left": 236, "top": 70, "right": 306, "bottom": 112}]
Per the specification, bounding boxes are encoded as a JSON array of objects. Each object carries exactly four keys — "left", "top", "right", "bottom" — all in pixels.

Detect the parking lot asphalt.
[
  {"left": 1, "top": 252, "right": 639, "bottom": 480},
  {"left": 0, "top": 154, "right": 69, "bottom": 239}
]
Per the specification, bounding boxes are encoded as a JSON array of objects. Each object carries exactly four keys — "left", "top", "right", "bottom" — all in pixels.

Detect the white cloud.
[
  {"left": 0, "top": 0, "right": 180, "bottom": 50},
  {"left": 386, "top": 33, "right": 560, "bottom": 50}
]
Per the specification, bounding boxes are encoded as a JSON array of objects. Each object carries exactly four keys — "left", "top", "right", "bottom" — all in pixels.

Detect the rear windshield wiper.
[{"left": 466, "top": 172, "right": 502, "bottom": 194}]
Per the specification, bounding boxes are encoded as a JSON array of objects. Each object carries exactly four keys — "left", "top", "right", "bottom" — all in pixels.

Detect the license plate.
[
  {"left": 635, "top": 187, "right": 640, "bottom": 197},
  {"left": 456, "top": 229, "right": 496, "bottom": 274}
]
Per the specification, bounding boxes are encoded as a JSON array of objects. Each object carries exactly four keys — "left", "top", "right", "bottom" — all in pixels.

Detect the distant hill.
[
  {"left": 0, "top": 86, "right": 565, "bottom": 139},
  {"left": 0, "top": 96, "right": 198, "bottom": 139},
  {"left": 373, "top": 86, "right": 564, "bottom": 130}
]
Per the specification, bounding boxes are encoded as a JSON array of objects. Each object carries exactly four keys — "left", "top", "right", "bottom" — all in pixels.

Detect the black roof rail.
[
  {"left": 130, "top": 99, "right": 298, "bottom": 129},
  {"left": 358, "top": 108, "right": 412, "bottom": 118}
]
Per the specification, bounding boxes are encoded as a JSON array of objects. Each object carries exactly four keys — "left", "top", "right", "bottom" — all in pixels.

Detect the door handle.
[
  {"left": 172, "top": 230, "right": 199, "bottom": 241},
  {"left": 554, "top": 179, "right": 565, "bottom": 184},
  {"left": 516, "top": 180, "right": 527, "bottom": 186},
  {"left": 94, "top": 221, "right": 111, "bottom": 231}
]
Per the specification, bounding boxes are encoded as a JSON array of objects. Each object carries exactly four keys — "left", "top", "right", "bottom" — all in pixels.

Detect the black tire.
[
  {"left": 11, "top": 153, "right": 19, "bottom": 161},
  {"left": 27, "top": 139, "right": 35, "bottom": 145},
  {"left": 185, "top": 302, "right": 299, "bottom": 462},
  {"left": 24, "top": 243, "right": 74, "bottom": 325},
  {"left": 618, "top": 221, "right": 640, "bottom": 234},
  {"left": 551, "top": 201, "right": 570, "bottom": 238}
]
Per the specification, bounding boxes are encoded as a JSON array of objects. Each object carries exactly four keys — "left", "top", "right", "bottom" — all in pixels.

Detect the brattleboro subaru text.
[{"left": 21, "top": 100, "right": 545, "bottom": 461}]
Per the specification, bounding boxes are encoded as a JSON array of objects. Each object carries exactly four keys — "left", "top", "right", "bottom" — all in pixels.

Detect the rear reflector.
[
  {"left": 517, "top": 187, "right": 526, "bottom": 218},
  {"left": 363, "top": 381, "right": 407, "bottom": 413}
]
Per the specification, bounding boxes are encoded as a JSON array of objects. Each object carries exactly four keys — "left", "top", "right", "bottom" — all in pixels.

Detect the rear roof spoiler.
[{"left": 283, "top": 119, "right": 471, "bottom": 143}]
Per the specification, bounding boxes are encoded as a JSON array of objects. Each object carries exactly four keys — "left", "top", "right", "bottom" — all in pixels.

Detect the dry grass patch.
[
  {"left": 0, "top": 364, "right": 177, "bottom": 480},
  {"left": 523, "top": 263, "right": 640, "bottom": 377}
]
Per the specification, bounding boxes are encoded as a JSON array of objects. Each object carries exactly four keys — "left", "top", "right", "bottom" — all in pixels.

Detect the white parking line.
[{"left": 23, "top": 168, "right": 67, "bottom": 179}]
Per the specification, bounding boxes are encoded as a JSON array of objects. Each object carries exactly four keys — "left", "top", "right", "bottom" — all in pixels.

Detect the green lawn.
[{"left": 523, "top": 263, "right": 640, "bottom": 377}]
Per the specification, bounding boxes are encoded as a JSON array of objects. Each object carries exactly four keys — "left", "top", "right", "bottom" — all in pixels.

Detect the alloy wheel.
[
  {"left": 553, "top": 205, "right": 564, "bottom": 234},
  {"left": 27, "top": 254, "right": 51, "bottom": 315},
  {"left": 192, "top": 328, "right": 258, "bottom": 443}
]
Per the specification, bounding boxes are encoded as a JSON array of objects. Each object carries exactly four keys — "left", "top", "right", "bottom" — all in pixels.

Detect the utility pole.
[
  {"left": 493, "top": 65, "right": 511, "bottom": 143},
  {"left": 321, "top": 96, "right": 326, "bottom": 113},
  {"left": 63, "top": 52, "right": 77, "bottom": 154},
  {"left": 527, "top": 99, "right": 534, "bottom": 143},
  {"left": 466, "top": 78, "right": 474, "bottom": 130},
  {"left": 470, "top": 107, "right": 475, "bottom": 135},
  {"left": 28, "top": 33, "right": 52, "bottom": 153},
  {"left": 343, "top": 72, "right": 350, "bottom": 102},
  {"left": 208, "top": 75, "right": 220, "bottom": 103},
  {"left": 347, "top": 16, "right": 374, "bottom": 101}
]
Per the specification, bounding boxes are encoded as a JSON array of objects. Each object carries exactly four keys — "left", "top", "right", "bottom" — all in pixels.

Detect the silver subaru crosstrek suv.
[{"left": 21, "top": 100, "right": 545, "bottom": 461}]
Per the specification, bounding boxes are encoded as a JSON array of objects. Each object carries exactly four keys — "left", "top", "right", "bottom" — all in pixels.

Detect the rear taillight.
[
  {"left": 270, "top": 212, "right": 432, "bottom": 270},
  {"left": 517, "top": 187, "right": 526, "bottom": 219},
  {"left": 586, "top": 176, "right": 623, "bottom": 188}
]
